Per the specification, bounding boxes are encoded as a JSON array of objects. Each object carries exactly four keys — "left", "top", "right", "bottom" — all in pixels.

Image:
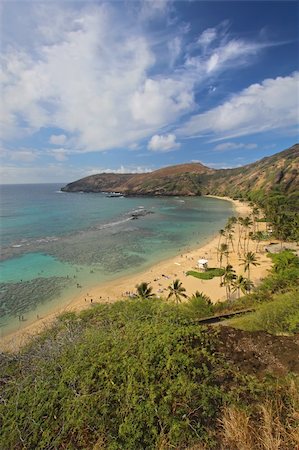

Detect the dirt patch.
[{"left": 215, "top": 326, "right": 299, "bottom": 377}]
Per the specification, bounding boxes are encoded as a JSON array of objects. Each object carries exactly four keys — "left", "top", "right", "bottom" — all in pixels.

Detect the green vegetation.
[
  {"left": 183, "top": 291, "right": 214, "bottom": 318},
  {"left": 1, "top": 298, "right": 298, "bottom": 449},
  {"left": 240, "top": 251, "right": 260, "bottom": 281},
  {"left": 215, "top": 250, "right": 299, "bottom": 334},
  {"left": 253, "top": 251, "right": 299, "bottom": 300},
  {"left": 259, "top": 191, "right": 299, "bottom": 242},
  {"left": 167, "top": 278, "right": 187, "bottom": 306},
  {"left": 189, "top": 215, "right": 298, "bottom": 334},
  {"left": 186, "top": 268, "right": 224, "bottom": 280},
  {"left": 271, "top": 249, "right": 299, "bottom": 272},
  {"left": 229, "top": 291, "right": 299, "bottom": 334},
  {"left": 220, "top": 264, "right": 237, "bottom": 300},
  {"left": 232, "top": 275, "right": 254, "bottom": 298},
  {"left": 246, "top": 190, "right": 299, "bottom": 242},
  {"left": 135, "top": 281, "right": 154, "bottom": 299}
]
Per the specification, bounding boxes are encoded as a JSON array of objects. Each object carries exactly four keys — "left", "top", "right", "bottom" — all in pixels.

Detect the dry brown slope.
[
  {"left": 62, "top": 162, "right": 214, "bottom": 195},
  {"left": 118, "top": 162, "right": 214, "bottom": 195}
]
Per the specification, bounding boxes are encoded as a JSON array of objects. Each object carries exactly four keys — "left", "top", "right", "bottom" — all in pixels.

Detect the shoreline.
[{"left": 0, "top": 196, "right": 272, "bottom": 352}]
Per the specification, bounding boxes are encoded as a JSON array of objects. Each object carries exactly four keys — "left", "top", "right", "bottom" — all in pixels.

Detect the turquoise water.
[{"left": 0, "top": 184, "right": 234, "bottom": 335}]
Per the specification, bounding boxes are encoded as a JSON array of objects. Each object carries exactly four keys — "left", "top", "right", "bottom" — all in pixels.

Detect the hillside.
[
  {"left": 61, "top": 162, "right": 214, "bottom": 195},
  {"left": 60, "top": 173, "right": 135, "bottom": 193},
  {"left": 1, "top": 296, "right": 298, "bottom": 449},
  {"left": 201, "top": 143, "right": 299, "bottom": 198},
  {"left": 117, "top": 163, "right": 214, "bottom": 196},
  {"left": 61, "top": 144, "right": 299, "bottom": 196}
]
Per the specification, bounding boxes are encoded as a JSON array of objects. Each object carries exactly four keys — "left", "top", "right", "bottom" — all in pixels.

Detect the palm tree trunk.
[{"left": 230, "top": 235, "right": 235, "bottom": 252}]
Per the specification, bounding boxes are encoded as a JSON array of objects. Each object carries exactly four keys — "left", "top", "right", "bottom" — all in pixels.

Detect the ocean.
[{"left": 0, "top": 184, "right": 234, "bottom": 336}]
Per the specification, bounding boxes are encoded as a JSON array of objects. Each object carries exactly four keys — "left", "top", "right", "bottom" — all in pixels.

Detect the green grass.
[
  {"left": 227, "top": 290, "right": 299, "bottom": 334},
  {"left": 186, "top": 268, "right": 224, "bottom": 280}
]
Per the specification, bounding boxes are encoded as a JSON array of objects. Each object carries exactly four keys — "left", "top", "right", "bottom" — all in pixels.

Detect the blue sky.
[{"left": 1, "top": 0, "right": 298, "bottom": 183}]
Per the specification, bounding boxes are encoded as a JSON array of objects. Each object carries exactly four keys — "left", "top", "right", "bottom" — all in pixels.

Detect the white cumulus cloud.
[
  {"left": 1, "top": 5, "right": 197, "bottom": 153},
  {"left": 148, "top": 133, "right": 180, "bottom": 152},
  {"left": 0, "top": 3, "right": 289, "bottom": 157},
  {"left": 131, "top": 78, "right": 194, "bottom": 127}
]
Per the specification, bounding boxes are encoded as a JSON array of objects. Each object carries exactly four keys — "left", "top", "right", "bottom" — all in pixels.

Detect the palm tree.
[
  {"left": 237, "top": 217, "right": 244, "bottom": 255},
  {"left": 242, "top": 217, "right": 253, "bottom": 254},
  {"left": 291, "top": 217, "right": 299, "bottom": 244},
  {"left": 217, "top": 229, "right": 226, "bottom": 254},
  {"left": 188, "top": 291, "right": 213, "bottom": 316},
  {"left": 247, "top": 231, "right": 254, "bottom": 251},
  {"left": 227, "top": 216, "right": 237, "bottom": 227},
  {"left": 252, "top": 206, "right": 260, "bottom": 232},
  {"left": 218, "top": 243, "right": 229, "bottom": 268},
  {"left": 254, "top": 230, "right": 264, "bottom": 252},
  {"left": 224, "top": 217, "right": 236, "bottom": 246},
  {"left": 241, "top": 251, "right": 260, "bottom": 281},
  {"left": 220, "top": 264, "right": 237, "bottom": 300},
  {"left": 243, "top": 278, "right": 254, "bottom": 294},
  {"left": 190, "top": 291, "right": 212, "bottom": 305},
  {"left": 232, "top": 275, "right": 254, "bottom": 298},
  {"left": 228, "top": 230, "right": 235, "bottom": 252},
  {"left": 167, "top": 279, "right": 187, "bottom": 307},
  {"left": 135, "top": 282, "right": 154, "bottom": 299}
]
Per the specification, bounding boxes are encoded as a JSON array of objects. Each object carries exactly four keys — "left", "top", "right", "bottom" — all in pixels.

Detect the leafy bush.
[
  {"left": 184, "top": 292, "right": 213, "bottom": 318},
  {"left": 268, "top": 250, "right": 299, "bottom": 273},
  {"left": 249, "top": 251, "right": 299, "bottom": 300}
]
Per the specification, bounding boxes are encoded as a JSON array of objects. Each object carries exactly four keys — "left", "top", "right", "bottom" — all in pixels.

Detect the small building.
[{"left": 197, "top": 258, "right": 208, "bottom": 270}]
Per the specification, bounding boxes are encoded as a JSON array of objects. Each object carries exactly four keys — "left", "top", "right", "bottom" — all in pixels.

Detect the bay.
[{"left": 0, "top": 183, "right": 234, "bottom": 335}]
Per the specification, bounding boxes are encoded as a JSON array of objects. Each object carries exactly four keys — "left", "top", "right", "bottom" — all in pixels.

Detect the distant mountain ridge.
[{"left": 61, "top": 144, "right": 299, "bottom": 197}]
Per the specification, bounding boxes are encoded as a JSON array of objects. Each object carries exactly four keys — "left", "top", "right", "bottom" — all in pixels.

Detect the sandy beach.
[{"left": 0, "top": 196, "right": 273, "bottom": 352}]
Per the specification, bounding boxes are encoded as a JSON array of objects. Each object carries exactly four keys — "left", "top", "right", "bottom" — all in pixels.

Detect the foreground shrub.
[
  {"left": 183, "top": 292, "right": 213, "bottom": 318},
  {"left": 1, "top": 299, "right": 292, "bottom": 450}
]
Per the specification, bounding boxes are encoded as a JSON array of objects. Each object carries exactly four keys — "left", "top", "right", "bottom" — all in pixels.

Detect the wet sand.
[{"left": 0, "top": 197, "right": 273, "bottom": 352}]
